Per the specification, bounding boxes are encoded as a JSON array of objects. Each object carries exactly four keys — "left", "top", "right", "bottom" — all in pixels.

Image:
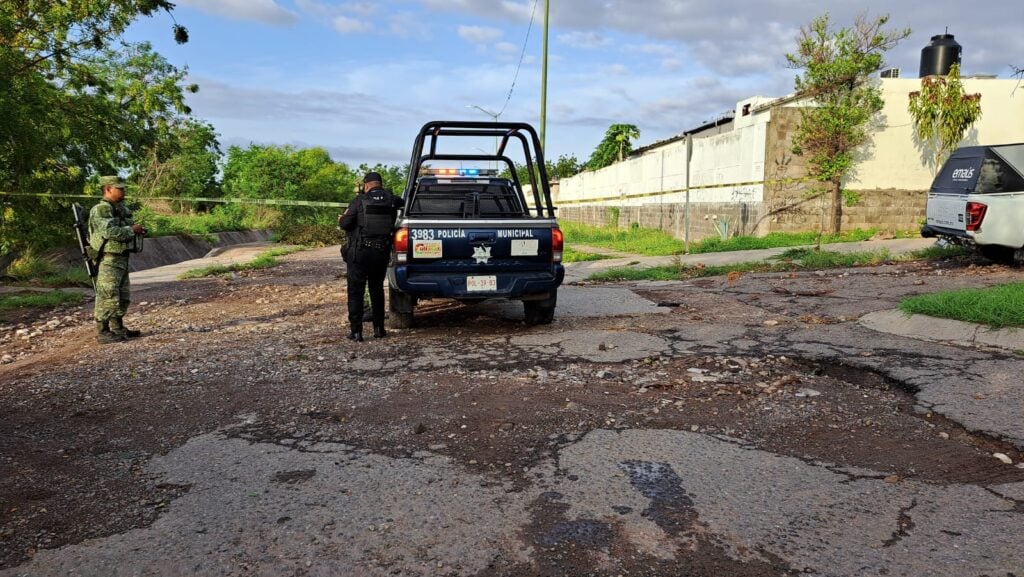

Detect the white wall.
[
  {"left": 558, "top": 107, "right": 770, "bottom": 206},
  {"left": 847, "top": 78, "right": 1024, "bottom": 190},
  {"left": 557, "top": 78, "right": 1023, "bottom": 208}
]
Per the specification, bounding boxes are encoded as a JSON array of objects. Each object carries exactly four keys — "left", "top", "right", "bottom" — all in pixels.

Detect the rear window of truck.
[{"left": 407, "top": 180, "right": 528, "bottom": 219}]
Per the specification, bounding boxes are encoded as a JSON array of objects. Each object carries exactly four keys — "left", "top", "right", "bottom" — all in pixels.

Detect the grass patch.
[
  {"left": 34, "top": 267, "right": 93, "bottom": 287},
  {"left": 561, "top": 221, "right": 915, "bottom": 258},
  {"left": 689, "top": 228, "right": 883, "bottom": 254},
  {"left": 899, "top": 282, "right": 1024, "bottom": 329},
  {"left": 5, "top": 252, "right": 93, "bottom": 288},
  {"left": 560, "top": 221, "right": 684, "bottom": 256},
  {"left": 0, "top": 290, "right": 84, "bottom": 311},
  {"left": 904, "top": 244, "right": 971, "bottom": 261},
  {"left": 563, "top": 246, "right": 613, "bottom": 263},
  {"left": 588, "top": 248, "right": 893, "bottom": 282},
  {"left": 179, "top": 246, "right": 304, "bottom": 279},
  {"left": 135, "top": 205, "right": 249, "bottom": 241},
  {"left": 777, "top": 247, "right": 892, "bottom": 268}
]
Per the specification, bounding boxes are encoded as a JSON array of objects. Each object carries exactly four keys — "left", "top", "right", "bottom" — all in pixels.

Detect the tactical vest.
[{"left": 359, "top": 188, "right": 395, "bottom": 239}]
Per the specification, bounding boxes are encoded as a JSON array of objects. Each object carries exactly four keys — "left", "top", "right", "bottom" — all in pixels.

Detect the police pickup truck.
[
  {"left": 387, "top": 121, "right": 564, "bottom": 327},
  {"left": 922, "top": 143, "right": 1024, "bottom": 264}
]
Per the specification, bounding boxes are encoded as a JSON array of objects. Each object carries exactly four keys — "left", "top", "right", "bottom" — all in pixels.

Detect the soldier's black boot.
[
  {"left": 110, "top": 317, "right": 141, "bottom": 338},
  {"left": 373, "top": 324, "right": 387, "bottom": 339},
  {"left": 96, "top": 321, "right": 125, "bottom": 345},
  {"left": 347, "top": 330, "right": 364, "bottom": 342}
]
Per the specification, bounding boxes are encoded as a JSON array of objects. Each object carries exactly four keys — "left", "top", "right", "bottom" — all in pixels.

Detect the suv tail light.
[
  {"left": 551, "top": 227, "right": 564, "bottom": 263},
  {"left": 966, "top": 202, "right": 987, "bottom": 232},
  {"left": 394, "top": 227, "right": 409, "bottom": 263}
]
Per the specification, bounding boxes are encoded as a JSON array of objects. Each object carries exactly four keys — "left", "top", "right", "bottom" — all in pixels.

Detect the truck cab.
[{"left": 387, "top": 121, "right": 564, "bottom": 327}]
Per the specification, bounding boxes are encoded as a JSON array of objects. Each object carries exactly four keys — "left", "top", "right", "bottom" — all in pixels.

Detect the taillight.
[
  {"left": 394, "top": 228, "right": 409, "bottom": 263},
  {"left": 551, "top": 227, "right": 564, "bottom": 263},
  {"left": 966, "top": 202, "right": 987, "bottom": 232}
]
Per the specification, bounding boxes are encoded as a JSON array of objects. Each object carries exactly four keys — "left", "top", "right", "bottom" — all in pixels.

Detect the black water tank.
[{"left": 919, "top": 34, "right": 961, "bottom": 77}]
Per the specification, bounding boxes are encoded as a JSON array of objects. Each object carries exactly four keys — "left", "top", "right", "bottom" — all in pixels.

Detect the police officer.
[
  {"left": 339, "top": 172, "right": 401, "bottom": 342},
  {"left": 89, "top": 176, "right": 147, "bottom": 344}
]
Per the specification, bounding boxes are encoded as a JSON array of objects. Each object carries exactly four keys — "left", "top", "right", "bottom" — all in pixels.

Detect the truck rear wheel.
[
  {"left": 524, "top": 290, "right": 557, "bottom": 326},
  {"left": 389, "top": 290, "right": 416, "bottom": 329},
  {"left": 979, "top": 245, "right": 1017, "bottom": 265}
]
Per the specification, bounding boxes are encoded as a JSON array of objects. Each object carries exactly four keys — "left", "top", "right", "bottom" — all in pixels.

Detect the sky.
[{"left": 125, "top": 0, "right": 1024, "bottom": 168}]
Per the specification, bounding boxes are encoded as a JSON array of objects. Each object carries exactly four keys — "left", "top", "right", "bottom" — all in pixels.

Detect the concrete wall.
[
  {"left": 128, "top": 230, "right": 273, "bottom": 271},
  {"left": 560, "top": 202, "right": 766, "bottom": 244},
  {"left": 555, "top": 78, "right": 1022, "bottom": 238},
  {"left": 557, "top": 105, "right": 771, "bottom": 207}
]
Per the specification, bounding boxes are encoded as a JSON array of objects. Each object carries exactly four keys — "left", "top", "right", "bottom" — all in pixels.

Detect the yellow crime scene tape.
[{"left": 0, "top": 190, "right": 349, "bottom": 209}]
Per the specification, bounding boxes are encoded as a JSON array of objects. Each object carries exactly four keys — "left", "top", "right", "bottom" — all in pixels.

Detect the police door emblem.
[{"left": 472, "top": 246, "right": 491, "bottom": 264}]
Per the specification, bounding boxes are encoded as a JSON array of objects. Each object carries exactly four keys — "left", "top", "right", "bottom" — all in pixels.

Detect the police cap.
[{"left": 363, "top": 171, "right": 383, "bottom": 184}]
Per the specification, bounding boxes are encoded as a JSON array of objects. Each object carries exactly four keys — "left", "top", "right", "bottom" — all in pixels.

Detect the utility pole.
[{"left": 539, "top": 0, "right": 550, "bottom": 153}]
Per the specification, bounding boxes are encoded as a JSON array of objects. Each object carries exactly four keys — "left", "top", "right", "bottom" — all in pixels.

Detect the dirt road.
[{"left": 2, "top": 247, "right": 1023, "bottom": 576}]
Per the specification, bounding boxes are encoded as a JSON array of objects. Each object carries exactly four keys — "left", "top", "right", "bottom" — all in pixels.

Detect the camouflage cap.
[{"left": 98, "top": 175, "right": 126, "bottom": 189}]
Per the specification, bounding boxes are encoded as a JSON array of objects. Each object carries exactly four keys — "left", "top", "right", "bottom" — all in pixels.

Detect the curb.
[{"left": 859, "top": 309, "right": 1024, "bottom": 354}]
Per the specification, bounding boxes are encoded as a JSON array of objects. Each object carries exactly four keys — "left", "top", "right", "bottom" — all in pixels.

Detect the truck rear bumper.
[{"left": 389, "top": 265, "right": 564, "bottom": 300}]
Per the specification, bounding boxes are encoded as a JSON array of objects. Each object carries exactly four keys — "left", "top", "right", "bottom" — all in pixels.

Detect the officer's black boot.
[
  {"left": 96, "top": 321, "right": 125, "bottom": 344},
  {"left": 110, "top": 316, "right": 141, "bottom": 338},
  {"left": 373, "top": 324, "right": 387, "bottom": 339},
  {"left": 348, "top": 330, "right": 364, "bottom": 342}
]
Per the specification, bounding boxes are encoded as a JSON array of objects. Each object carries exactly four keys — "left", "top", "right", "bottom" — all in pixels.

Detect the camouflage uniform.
[{"left": 89, "top": 176, "right": 142, "bottom": 342}]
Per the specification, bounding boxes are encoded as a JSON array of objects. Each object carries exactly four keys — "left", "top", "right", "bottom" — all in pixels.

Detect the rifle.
[{"left": 71, "top": 203, "right": 98, "bottom": 282}]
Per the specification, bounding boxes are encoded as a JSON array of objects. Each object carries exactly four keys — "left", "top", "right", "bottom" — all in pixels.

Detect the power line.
[{"left": 495, "top": 0, "right": 540, "bottom": 118}]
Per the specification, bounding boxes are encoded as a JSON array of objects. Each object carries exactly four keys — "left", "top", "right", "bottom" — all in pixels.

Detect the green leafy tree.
[
  {"left": 133, "top": 119, "right": 221, "bottom": 199},
  {"left": 786, "top": 13, "right": 910, "bottom": 234},
  {"left": 587, "top": 124, "right": 641, "bottom": 170},
  {"left": 549, "top": 154, "right": 583, "bottom": 179},
  {"left": 357, "top": 163, "right": 408, "bottom": 194},
  {"left": 221, "top": 145, "right": 360, "bottom": 243},
  {"left": 503, "top": 154, "right": 582, "bottom": 184},
  {"left": 0, "top": 1, "right": 191, "bottom": 254},
  {"left": 908, "top": 63, "right": 982, "bottom": 173}
]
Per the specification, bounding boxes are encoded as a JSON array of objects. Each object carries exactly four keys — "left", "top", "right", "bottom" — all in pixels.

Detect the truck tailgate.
[{"left": 925, "top": 193, "right": 967, "bottom": 233}]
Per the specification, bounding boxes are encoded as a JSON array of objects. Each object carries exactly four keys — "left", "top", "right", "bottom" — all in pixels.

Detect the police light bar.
[{"left": 422, "top": 168, "right": 499, "bottom": 177}]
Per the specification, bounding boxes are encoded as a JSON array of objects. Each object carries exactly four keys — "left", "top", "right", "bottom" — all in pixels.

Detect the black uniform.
[{"left": 340, "top": 186, "right": 401, "bottom": 336}]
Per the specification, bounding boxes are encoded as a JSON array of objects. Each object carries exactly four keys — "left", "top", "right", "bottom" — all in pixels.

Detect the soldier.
[
  {"left": 89, "top": 176, "right": 147, "bottom": 344},
  {"left": 338, "top": 172, "right": 401, "bottom": 342}
]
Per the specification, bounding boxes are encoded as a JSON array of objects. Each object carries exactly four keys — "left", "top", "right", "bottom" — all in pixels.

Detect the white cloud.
[
  {"left": 176, "top": 0, "right": 298, "bottom": 25},
  {"left": 413, "top": 0, "right": 1024, "bottom": 80},
  {"left": 333, "top": 15, "right": 370, "bottom": 34},
  {"left": 602, "top": 63, "right": 629, "bottom": 76},
  {"left": 558, "top": 31, "right": 610, "bottom": 49},
  {"left": 342, "top": 2, "right": 378, "bottom": 17},
  {"left": 458, "top": 25, "right": 504, "bottom": 45}
]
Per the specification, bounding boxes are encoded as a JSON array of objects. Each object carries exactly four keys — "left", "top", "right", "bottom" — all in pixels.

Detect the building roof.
[{"left": 630, "top": 112, "right": 735, "bottom": 156}]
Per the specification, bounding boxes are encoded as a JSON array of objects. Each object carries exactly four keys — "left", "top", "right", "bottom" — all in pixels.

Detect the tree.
[
  {"left": 0, "top": 1, "right": 191, "bottom": 254},
  {"left": 549, "top": 154, "right": 583, "bottom": 179},
  {"left": 133, "top": 119, "right": 221, "bottom": 199},
  {"left": 908, "top": 63, "right": 982, "bottom": 173},
  {"left": 587, "top": 124, "right": 641, "bottom": 170},
  {"left": 356, "top": 163, "right": 408, "bottom": 194},
  {"left": 221, "top": 144, "right": 360, "bottom": 243},
  {"left": 786, "top": 13, "right": 910, "bottom": 234}
]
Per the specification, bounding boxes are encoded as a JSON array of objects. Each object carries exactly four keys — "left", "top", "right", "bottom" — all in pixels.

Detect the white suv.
[{"left": 922, "top": 143, "right": 1024, "bottom": 264}]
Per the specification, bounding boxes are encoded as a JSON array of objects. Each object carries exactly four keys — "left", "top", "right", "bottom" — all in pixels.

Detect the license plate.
[{"left": 466, "top": 275, "right": 497, "bottom": 292}]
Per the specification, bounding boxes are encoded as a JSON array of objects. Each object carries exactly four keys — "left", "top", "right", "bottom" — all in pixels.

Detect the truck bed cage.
[{"left": 404, "top": 121, "right": 556, "bottom": 219}]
